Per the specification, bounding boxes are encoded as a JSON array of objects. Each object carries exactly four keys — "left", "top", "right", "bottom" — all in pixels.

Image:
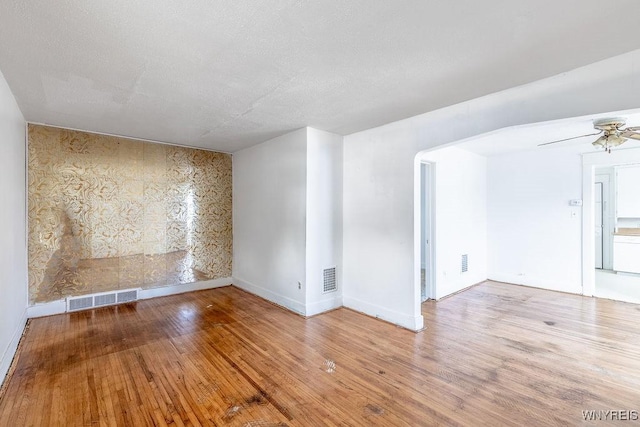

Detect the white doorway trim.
[
  {"left": 413, "top": 154, "right": 436, "bottom": 318},
  {"left": 420, "top": 162, "right": 436, "bottom": 301},
  {"left": 594, "top": 171, "right": 614, "bottom": 270},
  {"left": 594, "top": 181, "right": 604, "bottom": 269}
]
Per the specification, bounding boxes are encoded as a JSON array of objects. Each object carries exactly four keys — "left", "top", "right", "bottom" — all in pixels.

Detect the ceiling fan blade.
[
  {"left": 623, "top": 126, "right": 640, "bottom": 132},
  {"left": 537, "top": 131, "right": 603, "bottom": 146},
  {"left": 621, "top": 131, "right": 640, "bottom": 141}
]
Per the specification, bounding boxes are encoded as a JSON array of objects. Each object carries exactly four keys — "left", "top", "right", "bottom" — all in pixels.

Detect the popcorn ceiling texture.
[
  {"left": 28, "top": 125, "right": 232, "bottom": 303},
  {"left": 4, "top": 2, "right": 640, "bottom": 152}
]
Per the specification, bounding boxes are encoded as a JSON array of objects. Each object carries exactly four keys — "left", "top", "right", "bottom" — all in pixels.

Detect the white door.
[{"left": 595, "top": 182, "right": 604, "bottom": 269}]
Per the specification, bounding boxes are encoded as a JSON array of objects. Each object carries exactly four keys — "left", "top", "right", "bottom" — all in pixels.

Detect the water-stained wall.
[{"left": 28, "top": 125, "right": 232, "bottom": 303}]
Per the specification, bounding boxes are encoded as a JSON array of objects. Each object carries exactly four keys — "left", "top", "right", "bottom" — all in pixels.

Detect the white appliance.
[{"left": 613, "top": 235, "right": 640, "bottom": 274}]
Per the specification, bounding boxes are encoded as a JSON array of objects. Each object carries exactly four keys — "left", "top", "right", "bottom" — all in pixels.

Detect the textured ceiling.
[{"left": 3, "top": 1, "right": 640, "bottom": 152}]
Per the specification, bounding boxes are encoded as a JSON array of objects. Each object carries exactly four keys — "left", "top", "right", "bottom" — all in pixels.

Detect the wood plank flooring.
[{"left": 1, "top": 281, "right": 640, "bottom": 426}]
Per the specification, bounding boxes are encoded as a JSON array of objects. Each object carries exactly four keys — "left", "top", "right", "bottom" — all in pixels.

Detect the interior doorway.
[
  {"left": 420, "top": 162, "right": 434, "bottom": 301},
  {"left": 594, "top": 171, "right": 613, "bottom": 270},
  {"left": 594, "top": 181, "right": 603, "bottom": 269},
  {"left": 583, "top": 151, "right": 640, "bottom": 300}
]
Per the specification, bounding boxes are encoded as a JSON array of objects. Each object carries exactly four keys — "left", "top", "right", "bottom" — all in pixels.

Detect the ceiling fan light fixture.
[
  {"left": 592, "top": 133, "right": 626, "bottom": 153},
  {"left": 539, "top": 117, "right": 639, "bottom": 152},
  {"left": 606, "top": 134, "right": 626, "bottom": 147},
  {"left": 592, "top": 135, "right": 607, "bottom": 148}
]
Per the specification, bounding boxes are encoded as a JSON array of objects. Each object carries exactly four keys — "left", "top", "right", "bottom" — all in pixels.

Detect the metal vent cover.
[
  {"left": 66, "top": 288, "right": 140, "bottom": 312},
  {"left": 94, "top": 293, "right": 116, "bottom": 307},
  {"left": 461, "top": 254, "right": 468, "bottom": 273},
  {"left": 323, "top": 267, "right": 337, "bottom": 293},
  {"left": 68, "top": 296, "right": 93, "bottom": 311},
  {"left": 117, "top": 290, "right": 138, "bottom": 303}
]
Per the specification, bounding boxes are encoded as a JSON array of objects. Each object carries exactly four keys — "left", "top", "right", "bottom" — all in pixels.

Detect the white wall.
[
  {"left": 0, "top": 69, "right": 27, "bottom": 384},
  {"left": 306, "top": 128, "right": 343, "bottom": 315},
  {"left": 343, "top": 124, "right": 424, "bottom": 330},
  {"left": 487, "top": 146, "right": 583, "bottom": 293},
  {"left": 344, "top": 48, "right": 640, "bottom": 331},
  {"left": 233, "top": 128, "right": 308, "bottom": 314},
  {"left": 421, "top": 147, "right": 487, "bottom": 299},
  {"left": 233, "top": 127, "right": 344, "bottom": 316}
]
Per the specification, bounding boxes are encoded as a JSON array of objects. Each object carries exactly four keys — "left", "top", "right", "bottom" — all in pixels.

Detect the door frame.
[
  {"left": 594, "top": 173, "right": 613, "bottom": 270},
  {"left": 582, "top": 148, "right": 640, "bottom": 296},
  {"left": 420, "top": 161, "right": 436, "bottom": 300},
  {"left": 594, "top": 181, "right": 604, "bottom": 269}
]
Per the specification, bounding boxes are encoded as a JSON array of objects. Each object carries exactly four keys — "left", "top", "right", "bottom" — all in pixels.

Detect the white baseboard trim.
[
  {"left": 27, "top": 300, "right": 66, "bottom": 318},
  {"left": 594, "top": 289, "right": 640, "bottom": 305},
  {"left": 26, "top": 278, "right": 233, "bottom": 319},
  {"left": 138, "top": 277, "right": 232, "bottom": 300},
  {"left": 306, "top": 295, "right": 343, "bottom": 317},
  {"left": 342, "top": 295, "right": 424, "bottom": 331},
  {"left": 488, "top": 273, "right": 582, "bottom": 295},
  {"left": 232, "top": 277, "right": 306, "bottom": 315},
  {"left": 1, "top": 309, "right": 27, "bottom": 385},
  {"left": 435, "top": 279, "right": 486, "bottom": 300}
]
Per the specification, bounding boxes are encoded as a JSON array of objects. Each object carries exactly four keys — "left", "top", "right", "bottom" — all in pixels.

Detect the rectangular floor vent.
[
  {"left": 118, "top": 290, "right": 138, "bottom": 303},
  {"left": 68, "top": 296, "right": 93, "bottom": 312},
  {"left": 461, "top": 254, "right": 468, "bottom": 273},
  {"left": 66, "top": 288, "right": 140, "bottom": 312},
  {"left": 94, "top": 293, "right": 116, "bottom": 307},
  {"left": 323, "top": 267, "right": 337, "bottom": 293}
]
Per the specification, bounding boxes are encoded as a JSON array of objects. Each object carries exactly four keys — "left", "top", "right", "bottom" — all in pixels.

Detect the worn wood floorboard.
[{"left": 1, "top": 281, "right": 640, "bottom": 426}]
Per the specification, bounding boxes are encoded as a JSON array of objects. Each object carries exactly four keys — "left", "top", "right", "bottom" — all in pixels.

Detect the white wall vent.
[
  {"left": 66, "top": 288, "right": 140, "bottom": 312},
  {"left": 323, "top": 267, "right": 337, "bottom": 293},
  {"left": 461, "top": 254, "right": 468, "bottom": 273}
]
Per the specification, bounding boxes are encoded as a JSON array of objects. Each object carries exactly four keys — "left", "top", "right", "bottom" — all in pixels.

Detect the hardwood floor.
[{"left": 1, "top": 281, "right": 640, "bottom": 426}]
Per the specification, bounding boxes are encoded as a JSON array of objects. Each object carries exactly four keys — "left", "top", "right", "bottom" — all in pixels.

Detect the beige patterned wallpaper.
[{"left": 28, "top": 125, "right": 232, "bottom": 303}]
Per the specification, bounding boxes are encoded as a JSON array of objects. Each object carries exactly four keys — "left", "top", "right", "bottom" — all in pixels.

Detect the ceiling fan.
[{"left": 538, "top": 117, "right": 640, "bottom": 153}]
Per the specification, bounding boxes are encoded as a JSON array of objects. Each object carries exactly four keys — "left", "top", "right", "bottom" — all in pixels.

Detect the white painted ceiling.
[
  {"left": 456, "top": 109, "right": 640, "bottom": 157},
  {"left": 3, "top": 1, "right": 640, "bottom": 152}
]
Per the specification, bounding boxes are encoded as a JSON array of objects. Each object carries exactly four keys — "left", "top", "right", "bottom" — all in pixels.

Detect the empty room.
[{"left": 2, "top": 1, "right": 640, "bottom": 425}]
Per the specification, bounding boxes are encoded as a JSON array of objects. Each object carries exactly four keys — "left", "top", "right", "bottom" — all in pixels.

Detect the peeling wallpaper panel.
[{"left": 28, "top": 125, "right": 232, "bottom": 303}]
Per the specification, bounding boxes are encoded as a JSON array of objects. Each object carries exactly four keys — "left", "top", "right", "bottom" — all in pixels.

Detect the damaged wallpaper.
[{"left": 28, "top": 125, "right": 232, "bottom": 303}]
